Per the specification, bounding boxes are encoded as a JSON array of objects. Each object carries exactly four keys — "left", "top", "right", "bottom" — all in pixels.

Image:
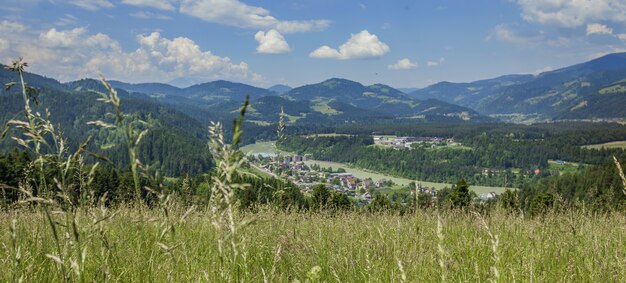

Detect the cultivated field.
[
  {"left": 1, "top": 208, "right": 624, "bottom": 282},
  {"left": 583, "top": 140, "right": 626, "bottom": 150}
]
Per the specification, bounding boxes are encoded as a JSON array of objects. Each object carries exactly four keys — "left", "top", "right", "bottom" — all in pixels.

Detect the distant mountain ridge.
[
  {"left": 268, "top": 84, "right": 292, "bottom": 94},
  {"left": 410, "top": 52, "right": 626, "bottom": 121},
  {"left": 283, "top": 78, "right": 484, "bottom": 121}
]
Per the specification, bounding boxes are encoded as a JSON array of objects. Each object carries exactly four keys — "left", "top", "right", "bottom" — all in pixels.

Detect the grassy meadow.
[
  {"left": 1, "top": 207, "right": 625, "bottom": 282},
  {"left": 583, "top": 140, "right": 626, "bottom": 150}
]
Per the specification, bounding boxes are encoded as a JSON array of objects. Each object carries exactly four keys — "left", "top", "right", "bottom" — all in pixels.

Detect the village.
[{"left": 248, "top": 153, "right": 441, "bottom": 205}]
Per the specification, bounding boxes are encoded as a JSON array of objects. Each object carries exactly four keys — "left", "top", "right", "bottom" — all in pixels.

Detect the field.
[
  {"left": 1, "top": 208, "right": 624, "bottom": 282},
  {"left": 583, "top": 140, "right": 626, "bottom": 150},
  {"left": 548, "top": 159, "right": 586, "bottom": 175}
]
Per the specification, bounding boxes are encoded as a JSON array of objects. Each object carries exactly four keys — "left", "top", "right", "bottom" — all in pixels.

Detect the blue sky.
[{"left": 1, "top": 0, "right": 625, "bottom": 88}]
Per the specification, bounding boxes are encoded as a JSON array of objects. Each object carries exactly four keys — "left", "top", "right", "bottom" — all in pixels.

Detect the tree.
[
  {"left": 448, "top": 179, "right": 471, "bottom": 208},
  {"left": 530, "top": 192, "right": 554, "bottom": 216},
  {"left": 369, "top": 194, "right": 392, "bottom": 212},
  {"left": 329, "top": 192, "right": 352, "bottom": 210},
  {"left": 311, "top": 184, "right": 330, "bottom": 210}
]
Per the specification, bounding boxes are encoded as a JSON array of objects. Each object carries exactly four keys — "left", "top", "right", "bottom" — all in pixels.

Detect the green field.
[
  {"left": 548, "top": 159, "right": 586, "bottom": 175},
  {"left": 583, "top": 140, "right": 626, "bottom": 150},
  {"left": 240, "top": 141, "right": 291, "bottom": 156}
]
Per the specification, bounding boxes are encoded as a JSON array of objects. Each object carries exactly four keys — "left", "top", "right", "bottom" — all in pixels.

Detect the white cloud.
[
  {"left": 586, "top": 23, "right": 613, "bottom": 35},
  {"left": 618, "top": 34, "right": 626, "bottom": 40},
  {"left": 388, "top": 58, "right": 417, "bottom": 70},
  {"left": 534, "top": 66, "right": 553, "bottom": 74},
  {"left": 66, "top": 0, "right": 114, "bottom": 11},
  {"left": 309, "top": 30, "right": 390, "bottom": 60},
  {"left": 427, "top": 57, "right": 445, "bottom": 67},
  {"left": 130, "top": 11, "right": 172, "bottom": 20},
  {"left": 0, "top": 25, "right": 259, "bottom": 84},
  {"left": 122, "top": 0, "right": 176, "bottom": 10},
  {"left": 55, "top": 14, "right": 79, "bottom": 26},
  {"left": 179, "top": 0, "right": 330, "bottom": 33},
  {"left": 254, "top": 29, "right": 291, "bottom": 54},
  {"left": 517, "top": 0, "right": 626, "bottom": 27},
  {"left": 488, "top": 24, "right": 543, "bottom": 45},
  {"left": 0, "top": 39, "right": 8, "bottom": 53},
  {"left": 0, "top": 20, "right": 27, "bottom": 33}
]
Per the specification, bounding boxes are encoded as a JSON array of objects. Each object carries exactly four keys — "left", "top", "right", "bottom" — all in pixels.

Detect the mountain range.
[
  {"left": 409, "top": 52, "right": 626, "bottom": 122},
  {"left": 2, "top": 52, "right": 626, "bottom": 174}
]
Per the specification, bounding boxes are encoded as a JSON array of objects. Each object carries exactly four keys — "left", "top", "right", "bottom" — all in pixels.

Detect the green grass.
[
  {"left": 240, "top": 141, "right": 291, "bottom": 156},
  {"left": 548, "top": 159, "right": 586, "bottom": 175},
  {"left": 305, "top": 133, "right": 354, "bottom": 138},
  {"left": 285, "top": 114, "right": 305, "bottom": 123},
  {"left": 599, "top": 84, "right": 626, "bottom": 94},
  {"left": 247, "top": 120, "right": 272, "bottom": 126},
  {"left": 2, "top": 208, "right": 624, "bottom": 282},
  {"left": 311, "top": 102, "right": 342, "bottom": 115},
  {"left": 583, "top": 140, "right": 626, "bottom": 150}
]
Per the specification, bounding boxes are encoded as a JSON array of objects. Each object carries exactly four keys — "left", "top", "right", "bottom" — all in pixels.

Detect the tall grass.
[{"left": 1, "top": 208, "right": 625, "bottom": 281}]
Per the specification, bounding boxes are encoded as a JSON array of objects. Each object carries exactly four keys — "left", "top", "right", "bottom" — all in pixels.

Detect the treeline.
[{"left": 519, "top": 161, "right": 626, "bottom": 212}]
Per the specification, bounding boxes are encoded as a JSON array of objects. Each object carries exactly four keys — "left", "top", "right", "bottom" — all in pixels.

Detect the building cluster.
[
  {"left": 251, "top": 153, "right": 499, "bottom": 205},
  {"left": 373, "top": 135, "right": 457, "bottom": 150}
]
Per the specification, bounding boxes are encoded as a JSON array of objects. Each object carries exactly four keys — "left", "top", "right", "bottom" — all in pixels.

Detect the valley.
[{"left": 3, "top": 1, "right": 626, "bottom": 281}]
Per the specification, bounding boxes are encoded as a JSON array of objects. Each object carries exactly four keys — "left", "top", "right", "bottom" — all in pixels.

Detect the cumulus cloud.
[
  {"left": 130, "top": 11, "right": 172, "bottom": 20},
  {"left": 618, "top": 34, "right": 626, "bottom": 40},
  {"left": 122, "top": 0, "right": 176, "bottom": 10},
  {"left": 0, "top": 25, "right": 259, "bottom": 84},
  {"left": 309, "top": 30, "right": 390, "bottom": 60},
  {"left": 517, "top": 0, "right": 626, "bottom": 27},
  {"left": 179, "top": 0, "right": 330, "bottom": 33},
  {"left": 427, "top": 57, "right": 445, "bottom": 67},
  {"left": 254, "top": 29, "right": 291, "bottom": 54},
  {"left": 66, "top": 0, "right": 114, "bottom": 11},
  {"left": 586, "top": 23, "right": 613, "bottom": 35},
  {"left": 388, "top": 58, "right": 417, "bottom": 70}
]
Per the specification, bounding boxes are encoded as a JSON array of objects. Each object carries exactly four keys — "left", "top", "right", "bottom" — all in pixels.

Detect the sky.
[{"left": 0, "top": 0, "right": 625, "bottom": 88}]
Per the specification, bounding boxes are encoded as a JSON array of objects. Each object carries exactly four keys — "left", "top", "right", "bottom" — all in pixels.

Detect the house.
[
  {"left": 304, "top": 154, "right": 312, "bottom": 161},
  {"left": 293, "top": 155, "right": 303, "bottom": 162},
  {"left": 375, "top": 178, "right": 387, "bottom": 187},
  {"left": 362, "top": 178, "right": 374, "bottom": 189},
  {"left": 479, "top": 192, "right": 498, "bottom": 201}
]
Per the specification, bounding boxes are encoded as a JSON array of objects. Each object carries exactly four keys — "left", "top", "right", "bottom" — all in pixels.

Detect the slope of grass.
[
  {"left": 1, "top": 208, "right": 624, "bottom": 282},
  {"left": 583, "top": 140, "right": 626, "bottom": 150}
]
